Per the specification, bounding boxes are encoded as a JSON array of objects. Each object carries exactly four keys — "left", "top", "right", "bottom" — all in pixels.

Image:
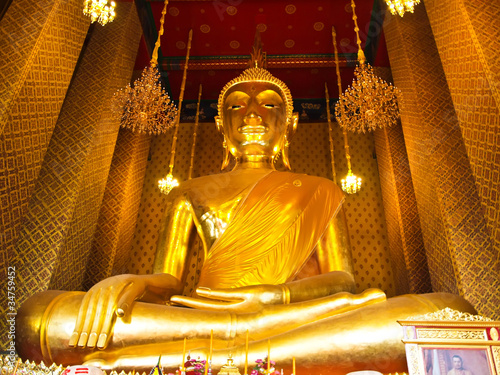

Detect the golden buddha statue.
[{"left": 16, "top": 54, "right": 475, "bottom": 375}]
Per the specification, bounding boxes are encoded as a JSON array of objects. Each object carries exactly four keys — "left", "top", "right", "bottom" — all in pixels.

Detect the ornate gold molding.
[
  {"left": 407, "top": 344, "right": 422, "bottom": 375},
  {"left": 493, "top": 346, "right": 500, "bottom": 372},
  {"left": 407, "top": 307, "right": 492, "bottom": 322},
  {"left": 417, "top": 328, "right": 485, "bottom": 340}
]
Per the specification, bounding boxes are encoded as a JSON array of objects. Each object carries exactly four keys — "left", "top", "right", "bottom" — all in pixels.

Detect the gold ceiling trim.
[{"left": 161, "top": 56, "right": 356, "bottom": 71}]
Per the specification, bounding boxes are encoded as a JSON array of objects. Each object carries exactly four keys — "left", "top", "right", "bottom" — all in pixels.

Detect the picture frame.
[{"left": 399, "top": 308, "right": 500, "bottom": 375}]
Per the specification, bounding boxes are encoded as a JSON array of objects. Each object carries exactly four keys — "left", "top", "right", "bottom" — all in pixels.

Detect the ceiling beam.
[{"left": 161, "top": 54, "right": 358, "bottom": 70}]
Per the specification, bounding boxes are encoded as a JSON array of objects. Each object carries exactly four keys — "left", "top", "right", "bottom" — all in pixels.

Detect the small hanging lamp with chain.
[
  {"left": 113, "top": 0, "right": 177, "bottom": 135},
  {"left": 335, "top": 0, "right": 400, "bottom": 134},
  {"left": 158, "top": 29, "right": 193, "bottom": 195},
  {"left": 332, "top": 27, "right": 362, "bottom": 195}
]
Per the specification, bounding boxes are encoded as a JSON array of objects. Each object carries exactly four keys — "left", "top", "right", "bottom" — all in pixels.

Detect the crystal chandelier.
[
  {"left": 158, "top": 174, "right": 180, "bottom": 195},
  {"left": 385, "top": 0, "right": 421, "bottom": 17},
  {"left": 83, "top": 0, "right": 116, "bottom": 26},
  {"left": 341, "top": 170, "right": 362, "bottom": 195},
  {"left": 114, "top": 65, "right": 177, "bottom": 135},
  {"left": 331, "top": 27, "right": 362, "bottom": 195},
  {"left": 335, "top": 0, "right": 401, "bottom": 134},
  {"left": 113, "top": 0, "right": 177, "bottom": 135}
]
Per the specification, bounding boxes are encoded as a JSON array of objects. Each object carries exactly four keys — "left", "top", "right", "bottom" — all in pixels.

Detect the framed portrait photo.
[
  {"left": 399, "top": 308, "right": 500, "bottom": 375},
  {"left": 421, "top": 347, "right": 493, "bottom": 375}
]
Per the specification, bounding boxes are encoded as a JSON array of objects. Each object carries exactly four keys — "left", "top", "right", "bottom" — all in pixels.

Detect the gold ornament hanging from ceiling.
[
  {"left": 188, "top": 84, "right": 203, "bottom": 180},
  {"left": 385, "top": 0, "right": 421, "bottom": 17},
  {"left": 325, "top": 83, "right": 337, "bottom": 185},
  {"left": 158, "top": 29, "right": 193, "bottom": 195},
  {"left": 83, "top": 0, "right": 116, "bottom": 26},
  {"left": 335, "top": 0, "right": 401, "bottom": 134},
  {"left": 113, "top": 0, "right": 177, "bottom": 135},
  {"left": 331, "top": 28, "right": 362, "bottom": 195}
]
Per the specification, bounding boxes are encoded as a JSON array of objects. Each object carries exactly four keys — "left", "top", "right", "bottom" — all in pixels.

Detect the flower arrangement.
[
  {"left": 250, "top": 358, "right": 280, "bottom": 375},
  {"left": 185, "top": 357, "right": 206, "bottom": 374}
]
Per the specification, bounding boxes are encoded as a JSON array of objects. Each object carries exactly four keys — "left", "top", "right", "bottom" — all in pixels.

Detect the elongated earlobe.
[
  {"left": 282, "top": 113, "right": 299, "bottom": 170},
  {"left": 221, "top": 138, "right": 230, "bottom": 170},
  {"left": 282, "top": 139, "right": 291, "bottom": 170},
  {"left": 215, "top": 116, "right": 222, "bottom": 132},
  {"left": 216, "top": 116, "right": 231, "bottom": 170}
]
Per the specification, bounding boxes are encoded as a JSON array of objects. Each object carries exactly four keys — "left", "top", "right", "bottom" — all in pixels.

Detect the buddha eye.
[
  {"left": 264, "top": 104, "right": 276, "bottom": 108},
  {"left": 230, "top": 105, "right": 242, "bottom": 109}
]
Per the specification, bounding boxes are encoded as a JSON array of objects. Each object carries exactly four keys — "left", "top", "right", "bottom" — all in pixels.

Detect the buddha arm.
[
  {"left": 315, "top": 206, "right": 353, "bottom": 275},
  {"left": 288, "top": 205, "right": 355, "bottom": 302},
  {"left": 154, "top": 190, "right": 198, "bottom": 279},
  {"left": 285, "top": 271, "right": 355, "bottom": 303},
  {"left": 172, "top": 271, "right": 356, "bottom": 312},
  {"left": 68, "top": 191, "right": 194, "bottom": 350}
]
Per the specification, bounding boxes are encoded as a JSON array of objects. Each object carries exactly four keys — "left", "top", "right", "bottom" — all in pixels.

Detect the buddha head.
[{"left": 216, "top": 67, "right": 299, "bottom": 169}]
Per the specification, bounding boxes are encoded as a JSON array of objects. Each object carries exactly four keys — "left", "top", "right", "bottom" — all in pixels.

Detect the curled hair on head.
[{"left": 217, "top": 67, "right": 294, "bottom": 126}]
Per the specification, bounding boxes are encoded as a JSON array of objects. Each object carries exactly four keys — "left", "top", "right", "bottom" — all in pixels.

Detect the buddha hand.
[
  {"left": 170, "top": 284, "right": 286, "bottom": 313},
  {"left": 69, "top": 273, "right": 181, "bottom": 350}
]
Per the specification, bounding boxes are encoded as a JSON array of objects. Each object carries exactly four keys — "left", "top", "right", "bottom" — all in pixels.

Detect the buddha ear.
[
  {"left": 288, "top": 112, "right": 299, "bottom": 139},
  {"left": 215, "top": 116, "right": 231, "bottom": 170},
  {"left": 282, "top": 113, "right": 299, "bottom": 171},
  {"left": 215, "top": 116, "right": 222, "bottom": 132},
  {"left": 221, "top": 138, "right": 230, "bottom": 170}
]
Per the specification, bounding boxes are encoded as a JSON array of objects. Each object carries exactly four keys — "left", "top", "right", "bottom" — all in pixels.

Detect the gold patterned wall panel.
[
  {"left": 83, "top": 129, "right": 151, "bottom": 288},
  {"left": 0, "top": 1, "right": 81, "bottom": 132},
  {"left": 9, "top": 1, "right": 141, "bottom": 320},
  {"left": 374, "top": 123, "right": 431, "bottom": 295},
  {"left": 372, "top": 66, "right": 431, "bottom": 295},
  {"left": 129, "top": 121, "right": 396, "bottom": 297},
  {"left": 374, "top": 125, "right": 408, "bottom": 295},
  {"left": 462, "top": 1, "right": 500, "bottom": 111},
  {"left": 0, "top": 0, "right": 89, "bottom": 270},
  {"left": 49, "top": 4, "right": 143, "bottom": 291},
  {"left": 384, "top": 5, "right": 461, "bottom": 298},
  {"left": 384, "top": 3, "right": 499, "bottom": 318},
  {"left": 425, "top": 0, "right": 500, "bottom": 266},
  {"left": 0, "top": 0, "right": 89, "bottom": 348}
]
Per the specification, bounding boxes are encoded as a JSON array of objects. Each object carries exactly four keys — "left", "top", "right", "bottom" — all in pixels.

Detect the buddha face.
[
  {"left": 452, "top": 356, "right": 463, "bottom": 370},
  {"left": 221, "top": 81, "right": 287, "bottom": 160}
]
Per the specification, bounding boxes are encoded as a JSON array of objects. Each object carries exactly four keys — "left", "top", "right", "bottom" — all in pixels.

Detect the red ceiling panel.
[{"left": 129, "top": 0, "right": 389, "bottom": 101}]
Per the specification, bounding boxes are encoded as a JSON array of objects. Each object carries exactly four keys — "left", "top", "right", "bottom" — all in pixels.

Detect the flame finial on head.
[{"left": 217, "top": 29, "right": 294, "bottom": 124}]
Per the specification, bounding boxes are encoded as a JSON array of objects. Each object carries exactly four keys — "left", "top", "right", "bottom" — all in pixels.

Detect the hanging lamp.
[
  {"left": 385, "top": 0, "right": 421, "bottom": 17},
  {"left": 83, "top": 0, "right": 116, "bottom": 25},
  {"left": 335, "top": 0, "right": 400, "bottom": 134},
  {"left": 158, "top": 29, "right": 193, "bottom": 195},
  {"left": 113, "top": 0, "right": 177, "bottom": 135},
  {"left": 332, "top": 27, "right": 362, "bottom": 195}
]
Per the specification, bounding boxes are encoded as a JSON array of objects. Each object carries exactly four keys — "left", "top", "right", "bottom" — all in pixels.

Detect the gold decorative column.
[
  {"left": 10, "top": 3, "right": 142, "bottom": 303},
  {"left": 383, "top": 1, "right": 499, "bottom": 317},
  {"left": 373, "top": 67, "right": 431, "bottom": 295},
  {"left": 0, "top": 0, "right": 89, "bottom": 346},
  {"left": 84, "top": 128, "right": 152, "bottom": 288},
  {"left": 424, "top": 0, "right": 500, "bottom": 280}
]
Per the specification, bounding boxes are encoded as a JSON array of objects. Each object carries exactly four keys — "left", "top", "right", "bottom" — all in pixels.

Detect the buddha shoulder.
[{"left": 165, "top": 172, "right": 254, "bottom": 208}]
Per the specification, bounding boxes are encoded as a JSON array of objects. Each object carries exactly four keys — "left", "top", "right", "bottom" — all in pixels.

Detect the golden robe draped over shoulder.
[{"left": 197, "top": 171, "right": 345, "bottom": 288}]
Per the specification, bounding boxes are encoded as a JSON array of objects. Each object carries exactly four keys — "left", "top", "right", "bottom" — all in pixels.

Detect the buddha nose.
[{"left": 243, "top": 112, "right": 263, "bottom": 125}]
